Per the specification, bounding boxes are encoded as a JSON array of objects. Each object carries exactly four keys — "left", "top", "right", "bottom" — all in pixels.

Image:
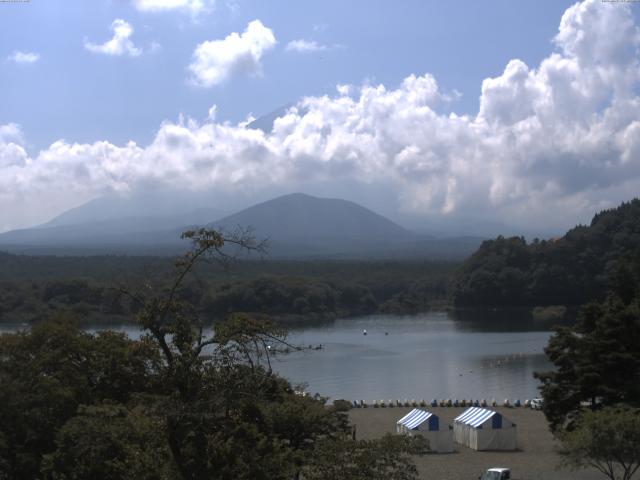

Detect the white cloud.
[
  {"left": 2, "top": 0, "right": 640, "bottom": 232},
  {"left": 133, "top": 0, "right": 212, "bottom": 15},
  {"left": 286, "top": 39, "right": 327, "bottom": 53},
  {"left": 85, "top": 19, "right": 142, "bottom": 57},
  {"left": 6, "top": 51, "right": 40, "bottom": 64},
  {"left": 188, "top": 20, "right": 276, "bottom": 87}
]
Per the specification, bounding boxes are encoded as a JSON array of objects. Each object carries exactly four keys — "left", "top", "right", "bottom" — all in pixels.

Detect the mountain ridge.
[{"left": 0, "top": 192, "right": 483, "bottom": 259}]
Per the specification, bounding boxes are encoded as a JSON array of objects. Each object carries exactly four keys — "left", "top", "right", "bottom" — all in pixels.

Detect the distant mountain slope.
[
  {"left": 451, "top": 198, "right": 640, "bottom": 308},
  {"left": 0, "top": 209, "right": 220, "bottom": 251},
  {"left": 213, "top": 193, "right": 414, "bottom": 241},
  {"left": 0, "top": 192, "right": 483, "bottom": 259},
  {"left": 246, "top": 104, "right": 314, "bottom": 134},
  {"left": 40, "top": 192, "right": 226, "bottom": 228},
  {"left": 246, "top": 105, "right": 291, "bottom": 133},
  {"left": 207, "top": 193, "right": 482, "bottom": 259}
]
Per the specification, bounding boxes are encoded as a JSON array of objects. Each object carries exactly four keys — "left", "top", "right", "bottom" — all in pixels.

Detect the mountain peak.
[{"left": 212, "top": 193, "right": 414, "bottom": 243}]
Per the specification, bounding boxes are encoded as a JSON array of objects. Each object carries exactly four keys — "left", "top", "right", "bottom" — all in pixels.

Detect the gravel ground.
[{"left": 349, "top": 406, "right": 619, "bottom": 480}]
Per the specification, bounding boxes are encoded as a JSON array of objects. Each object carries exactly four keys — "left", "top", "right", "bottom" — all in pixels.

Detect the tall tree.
[
  {"left": 1, "top": 228, "right": 427, "bottom": 479},
  {"left": 560, "top": 406, "right": 640, "bottom": 480},
  {"left": 535, "top": 261, "right": 640, "bottom": 431}
]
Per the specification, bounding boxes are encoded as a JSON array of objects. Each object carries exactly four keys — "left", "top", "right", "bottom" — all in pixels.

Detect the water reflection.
[{"left": 450, "top": 307, "right": 575, "bottom": 332}]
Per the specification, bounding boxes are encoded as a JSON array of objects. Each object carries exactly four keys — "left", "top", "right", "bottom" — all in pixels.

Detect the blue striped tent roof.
[
  {"left": 454, "top": 407, "right": 497, "bottom": 428},
  {"left": 397, "top": 409, "right": 434, "bottom": 430}
]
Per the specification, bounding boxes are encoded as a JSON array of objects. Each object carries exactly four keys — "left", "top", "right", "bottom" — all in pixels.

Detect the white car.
[
  {"left": 530, "top": 398, "right": 544, "bottom": 410},
  {"left": 480, "top": 468, "right": 511, "bottom": 480}
]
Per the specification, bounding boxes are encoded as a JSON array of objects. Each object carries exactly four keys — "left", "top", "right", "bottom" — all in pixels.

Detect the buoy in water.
[{"left": 363, "top": 329, "right": 367, "bottom": 335}]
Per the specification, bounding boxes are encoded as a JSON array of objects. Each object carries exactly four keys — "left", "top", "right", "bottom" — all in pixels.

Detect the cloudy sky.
[{"left": 1, "top": 0, "right": 639, "bottom": 234}]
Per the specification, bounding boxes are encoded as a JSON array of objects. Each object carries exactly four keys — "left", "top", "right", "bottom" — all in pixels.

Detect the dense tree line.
[
  {"left": 0, "top": 258, "right": 454, "bottom": 324},
  {"left": 534, "top": 242, "right": 640, "bottom": 480},
  {"left": 0, "top": 229, "right": 427, "bottom": 479},
  {"left": 535, "top": 250, "right": 640, "bottom": 431},
  {"left": 451, "top": 199, "right": 640, "bottom": 308}
]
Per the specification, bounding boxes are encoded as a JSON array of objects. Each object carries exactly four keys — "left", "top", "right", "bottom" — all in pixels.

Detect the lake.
[
  {"left": 0, "top": 311, "right": 555, "bottom": 402},
  {"left": 277, "top": 312, "right": 553, "bottom": 402}
]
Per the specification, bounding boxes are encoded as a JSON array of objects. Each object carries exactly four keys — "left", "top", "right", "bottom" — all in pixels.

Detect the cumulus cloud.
[
  {"left": 85, "top": 19, "right": 142, "bottom": 57},
  {"left": 2, "top": 0, "right": 640, "bottom": 232},
  {"left": 286, "top": 39, "right": 327, "bottom": 53},
  {"left": 133, "top": 0, "right": 212, "bottom": 15},
  {"left": 6, "top": 51, "right": 40, "bottom": 64},
  {"left": 188, "top": 20, "right": 276, "bottom": 87}
]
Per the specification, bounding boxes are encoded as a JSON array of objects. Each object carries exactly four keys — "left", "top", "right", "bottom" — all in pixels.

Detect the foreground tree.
[
  {"left": 560, "top": 406, "right": 640, "bottom": 480},
  {"left": 41, "top": 403, "right": 174, "bottom": 480},
  {"left": 0, "top": 317, "right": 160, "bottom": 479},
  {"left": 302, "top": 434, "right": 428, "bottom": 480},
  {"left": 0, "top": 228, "right": 425, "bottom": 479},
  {"left": 535, "top": 277, "right": 640, "bottom": 431}
]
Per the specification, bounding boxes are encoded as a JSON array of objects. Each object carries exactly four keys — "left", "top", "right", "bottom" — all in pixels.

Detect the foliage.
[
  {"left": 452, "top": 199, "right": 640, "bottom": 307},
  {"left": 41, "top": 403, "right": 174, "bottom": 480},
  {"left": 0, "top": 229, "right": 425, "bottom": 479},
  {"left": 0, "top": 256, "right": 455, "bottom": 324},
  {"left": 560, "top": 406, "right": 640, "bottom": 480},
  {"left": 203, "top": 275, "right": 377, "bottom": 319},
  {"left": 302, "top": 434, "right": 427, "bottom": 480},
  {"left": 0, "top": 316, "right": 160, "bottom": 478},
  {"left": 535, "top": 255, "right": 640, "bottom": 431}
]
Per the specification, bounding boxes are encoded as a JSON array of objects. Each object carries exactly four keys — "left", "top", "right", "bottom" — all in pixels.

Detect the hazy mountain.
[
  {"left": 246, "top": 104, "right": 308, "bottom": 134},
  {"left": 0, "top": 210, "right": 218, "bottom": 250},
  {"left": 213, "top": 193, "right": 413, "bottom": 241},
  {"left": 41, "top": 191, "right": 228, "bottom": 228},
  {"left": 210, "top": 193, "right": 481, "bottom": 258},
  {"left": 0, "top": 192, "right": 483, "bottom": 259},
  {"left": 246, "top": 105, "right": 291, "bottom": 133},
  {"left": 399, "top": 214, "right": 559, "bottom": 240}
]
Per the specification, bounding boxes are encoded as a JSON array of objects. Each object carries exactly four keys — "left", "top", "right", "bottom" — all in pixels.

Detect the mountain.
[
  {"left": 0, "top": 191, "right": 227, "bottom": 254},
  {"left": 210, "top": 193, "right": 482, "bottom": 258},
  {"left": 0, "top": 192, "right": 483, "bottom": 259},
  {"left": 0, "top": 210, "right": 216, "bottom": 246},
  {"left": 246, "top": 105, "right": 291, "bottom": 133},
  {"left": 39, "top": 192, "right": 227, "bottom": 228},
  {"left": 213, "top": 193, "right": 413, "bottom": 242},
  {"left": 246, "top": 104, "right": 312, "bottom": 134}
]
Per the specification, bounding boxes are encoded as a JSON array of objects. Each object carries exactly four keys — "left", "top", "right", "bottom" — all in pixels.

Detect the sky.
[{"left": 1, "top": 0, "right": 640, "bottom": 234}]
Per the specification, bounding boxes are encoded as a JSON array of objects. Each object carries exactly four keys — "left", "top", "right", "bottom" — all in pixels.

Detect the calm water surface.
[
  {"left": 277, "top": 312, "right": 553, "bottom": 401},
  {"left": 1, "top": 311, "right": 554, "bottom": 402}
]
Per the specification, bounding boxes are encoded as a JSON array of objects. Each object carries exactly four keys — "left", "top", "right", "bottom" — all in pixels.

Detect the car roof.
[{"left": 488, "top": 468, "right": 510, "bottom": 472}]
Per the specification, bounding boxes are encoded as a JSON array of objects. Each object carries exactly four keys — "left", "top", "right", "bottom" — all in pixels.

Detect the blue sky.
[
  {"left": 1, "top": 0, "right": 640, "bottom": 234},
  {"left": 2, "top": 0, "right": 577, "bottom": 151}
]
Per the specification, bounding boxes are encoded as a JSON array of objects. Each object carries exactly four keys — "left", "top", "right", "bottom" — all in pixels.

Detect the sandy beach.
[{"left": 349, "top": 406, "right": 614, "bottom": 480}]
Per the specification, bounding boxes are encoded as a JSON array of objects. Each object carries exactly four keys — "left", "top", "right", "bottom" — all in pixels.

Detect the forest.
[
  {"left": 451, "top": 199, "right": 640, "bottom": 308},
  {"left": 0, "top": 253, "right": 454, "bottom": 325}
]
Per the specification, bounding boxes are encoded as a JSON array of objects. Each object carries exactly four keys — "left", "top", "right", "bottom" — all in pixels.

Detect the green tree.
[
  {"left": 0, "top": 228, "right": 427, "bottom": 479},
  {"left": 535, "top": 294, "right": 640, "bottom": 431},
  {"left": 302, "top": 434, "right": 427, "bottom": 480},
  {"left": 42, "top": 403, "right": 174, "bottom": 480},
  {"left": 560, "top": 406, "right": 640, "bottom": 480},
  {"left": 0, "top": 316, "right": 159, "bottom": 478}
]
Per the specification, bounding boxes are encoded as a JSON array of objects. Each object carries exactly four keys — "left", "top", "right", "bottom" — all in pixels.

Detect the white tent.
[
  {"left": 453, "top": 407, "right": 516, "bottom": 451},
  {"left": 396, "top": 408, "right": 454, "bottom": 453}
]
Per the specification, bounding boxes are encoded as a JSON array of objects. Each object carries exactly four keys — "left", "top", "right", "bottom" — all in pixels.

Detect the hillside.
[
  {"left": 212, "top": 192, "right": 415, "bottom": 244},
  {"left": 451, "top": 199, "right": 640, "bottom": 308},
  {"left": 0, "top": 192, "right": 482, "bottom": 259}
]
